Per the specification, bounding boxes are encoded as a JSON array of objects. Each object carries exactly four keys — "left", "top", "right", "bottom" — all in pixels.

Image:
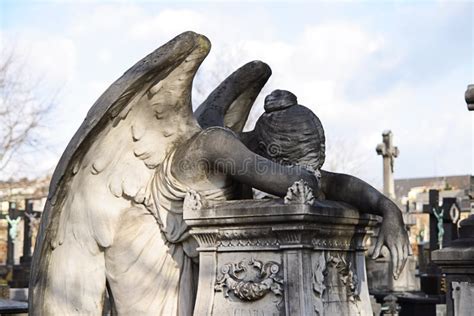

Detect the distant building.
[
  {"left": 395, "top": 174, "right": 473, "bottom": 213},
  {"left": 394, "top": 174, "right": 473, "bottom": 245},
  {"left": 0, "top": 176, "right": 50, "bottom": 212}
]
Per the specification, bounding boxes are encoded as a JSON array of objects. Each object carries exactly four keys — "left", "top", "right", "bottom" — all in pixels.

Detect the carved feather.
[{"left": 30, "top": 31, "right": 210, "bottom": 313}]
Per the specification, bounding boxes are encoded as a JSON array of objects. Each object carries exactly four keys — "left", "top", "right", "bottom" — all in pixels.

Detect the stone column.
[
  {"left": 184, "top": 191, "right": 380, "bottom": 315},
  {"left": 432, "top": 217, "right": 474, "bottom": 316},
  {"left": 376, "top": 130, "right": 399, "bottom": 200}
]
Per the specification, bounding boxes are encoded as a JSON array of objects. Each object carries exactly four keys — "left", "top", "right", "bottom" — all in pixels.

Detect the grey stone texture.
[
  {"left": 432, "top": 215, "right": 474, "bottom": 316},
  {"left": 366, "top": 256, "right": 419, "bottom": 293},
  {"left": 184, "top": 197, "right": 379, "bottom": 315},
  {"left": 29, "top": 31, "right": 410, "bottom": 315}
]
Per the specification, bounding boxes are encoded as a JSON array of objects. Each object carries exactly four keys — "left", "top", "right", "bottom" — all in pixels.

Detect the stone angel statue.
[
  {"left": 196, "top": 87, "right": 410, "bottom": 282},
  {"left": 29, "top": 32, "right": 320, "bottom": 315}
]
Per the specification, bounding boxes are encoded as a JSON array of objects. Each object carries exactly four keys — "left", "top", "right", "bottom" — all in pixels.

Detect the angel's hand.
[{"left": 371, "top": 200, "right": 410, "bottom": 280}]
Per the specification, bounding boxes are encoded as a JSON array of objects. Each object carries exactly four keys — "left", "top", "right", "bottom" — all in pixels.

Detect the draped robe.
[{"left": 105, "top": 147, "right": 235, "bottom": 315}]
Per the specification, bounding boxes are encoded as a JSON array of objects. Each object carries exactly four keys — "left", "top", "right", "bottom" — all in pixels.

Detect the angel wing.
[
  {"left": 30, "top": 31, "right": 210, "bottom": 313},
  {"left": 194, "top": 60, "right": 271, "bottom": 133}
]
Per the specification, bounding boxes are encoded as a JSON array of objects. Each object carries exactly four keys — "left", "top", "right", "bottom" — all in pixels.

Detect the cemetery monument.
[
  {"left": 431, "top": 84, "right": 474, "bottom": 316},
  {"left": 29, "top": 31, "right": 409, "bottom": 315},
  {"left": 375, "top": 130, "right": 399, "bottom": 200}
]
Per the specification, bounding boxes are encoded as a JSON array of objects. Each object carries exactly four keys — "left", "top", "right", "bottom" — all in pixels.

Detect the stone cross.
[
  {"left": 23, "top": 200, "right": 38, "bottom": 260},
  {"left": 376, "top": 130, "right": 399, "bottom": 199},
  {"left": 423, "top": 192, "right": 460, "bottom": 252}
]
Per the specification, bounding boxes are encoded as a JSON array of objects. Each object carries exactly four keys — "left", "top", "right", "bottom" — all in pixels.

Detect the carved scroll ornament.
[{"left": 215, "top": 258, "right": 283, "bottom": 303}]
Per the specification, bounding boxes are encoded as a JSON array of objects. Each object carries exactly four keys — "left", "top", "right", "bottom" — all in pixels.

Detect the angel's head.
[{"left": 254, "top": 90, "right": 325, "bottom": 174}]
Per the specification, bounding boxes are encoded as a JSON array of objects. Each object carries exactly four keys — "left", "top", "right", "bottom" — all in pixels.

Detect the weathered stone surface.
[
  {"left": 185, "top": 198, "right": 380, "bottom": 315},
  {"left": 432, "top": 219, "right": 474, "bottom": 315},
  {"left": 432, "top": 242, "right": 474, "bottom": 316},
  {"left": 451, "top": 281, "right": 474, "bottom": 315},
  {"left": 366, "top": 256, "right": 419, "bottom": 292},
  {"left": 29, "top": 32, "right": 320, "bottom": 315},
  {"left": 29, "top": 31, "right": 410, "bottom": 315}
]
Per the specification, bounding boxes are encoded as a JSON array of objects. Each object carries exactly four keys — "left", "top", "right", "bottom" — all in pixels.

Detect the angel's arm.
[
  {"left": 200, "top": 128, "right": 320, "bottom": 197},
  {"left": 239, "top": 131, "right": 258, "bottom": 152},
  {"left": 320, "top": 170, "right": 386, "bottom": 215},
  {"left": 219, "top": 129, "right": 319, "bottom": 196},
  {"left": 320, "top": 169, "right": 409, "bottom": 279}
]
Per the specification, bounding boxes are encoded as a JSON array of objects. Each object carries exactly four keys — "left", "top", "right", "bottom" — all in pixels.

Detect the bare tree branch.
[
  {"left": 324, "top": 136, "right": 370, "bottom": 178},
  {"left": 0, "top": 48, "right": 55, "bottom": 173}
]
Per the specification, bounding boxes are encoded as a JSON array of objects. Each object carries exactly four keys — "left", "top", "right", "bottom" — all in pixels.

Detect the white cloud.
[
  {"left": 1, "top": 2, "right": 471, "bottom": 187},
  {"left": 97, "top": 49, "right": 112, "bottom": 64},
  {"left": 71, "top": 4, "right": 144, "bottom": 35},
  {"left": 128, "top": 9, "right": 206, "bottom": 40},
  {"left": 1, "top": 32, "right": 77, "bottom": 88}
]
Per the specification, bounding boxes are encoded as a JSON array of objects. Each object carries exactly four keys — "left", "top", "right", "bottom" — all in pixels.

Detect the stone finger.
[
  {"left": 390, "top": 243, "right": 399, "bottom": 279},
  {"left": 371, "top": 235, "right": 384, "bottom": 259},
  {"left": 398, "top": 243, "right": 408, "bottom": 276}
]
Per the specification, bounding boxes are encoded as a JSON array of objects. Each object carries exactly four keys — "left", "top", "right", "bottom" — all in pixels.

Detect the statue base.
[
  {"left": 432, "top": 215, "right": 474, "bottom": 316},
  {"left": 184, "top": 198, "right": 380, "bottom": 316}
]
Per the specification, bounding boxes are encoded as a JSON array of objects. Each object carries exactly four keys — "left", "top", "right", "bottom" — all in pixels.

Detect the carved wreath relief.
[
  {"left": 215, "top": 258, "right": 283, "bottom": 305},
  {"left": 312, "top": 252, "right": 360, "bottom": 315},
  {"left": 327, "top": 253, "right": 359, "bottom": 302}
]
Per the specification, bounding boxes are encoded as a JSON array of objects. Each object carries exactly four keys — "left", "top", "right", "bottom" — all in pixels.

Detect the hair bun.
[{"left": 264, "top": 90, "right": 297, "bottom": 113}]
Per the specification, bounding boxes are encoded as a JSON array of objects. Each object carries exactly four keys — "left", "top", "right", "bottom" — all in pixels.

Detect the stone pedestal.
[
  {"left": 366, "top": 256, "right": 419, "bottom": 293},
  {"left": 184, "top": 198, "right": 380, "bottom": 316},
  {"left": 432, "top": 215, "right": 474, "bottom": 316}
]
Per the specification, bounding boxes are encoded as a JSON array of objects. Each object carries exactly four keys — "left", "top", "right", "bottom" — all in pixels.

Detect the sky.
[{"left": 0, "top": 0, "right": 472, "bottom": 188}]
